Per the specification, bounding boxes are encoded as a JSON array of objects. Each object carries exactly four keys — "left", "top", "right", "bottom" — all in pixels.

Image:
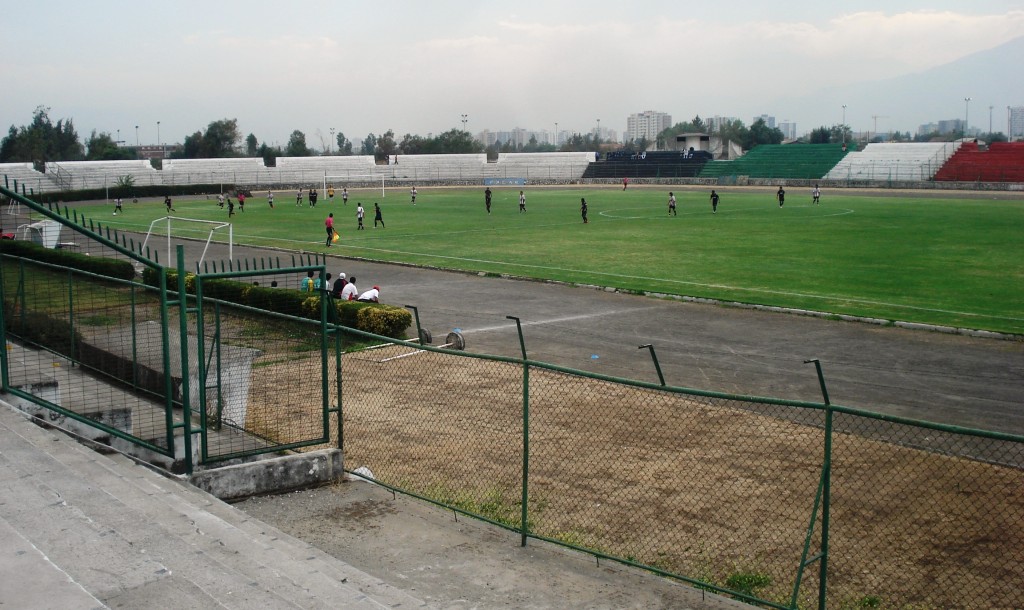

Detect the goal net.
[
  {"left": 323, "top": 173, "right": 386, "bottom": 198},
  {"left": 139, "top": 216, "right": 233, "bottom": 268}
]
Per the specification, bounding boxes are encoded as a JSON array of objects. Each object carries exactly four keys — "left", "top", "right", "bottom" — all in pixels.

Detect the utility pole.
[{"left": 871, "top": 115, "right": 889, "bottom": 141}]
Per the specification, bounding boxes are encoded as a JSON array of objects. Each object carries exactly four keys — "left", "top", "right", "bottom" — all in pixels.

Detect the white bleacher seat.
[
  {"left": 0, "top": 162, "right": 59, "bottom": 195},
  {"left": 825, "top": 143, "right": 960, "bottom": 181}
]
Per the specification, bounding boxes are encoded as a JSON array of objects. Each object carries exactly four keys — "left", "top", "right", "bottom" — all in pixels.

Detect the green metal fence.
[
  {"left": 338, "top": 327, "right": 1024, "bottom": 610},
  {"left": 2, "top": 184, "right": 1022, "bottom": 608},
  {"left": 0, "top": 186, "right": 336, "bottom": 473}
]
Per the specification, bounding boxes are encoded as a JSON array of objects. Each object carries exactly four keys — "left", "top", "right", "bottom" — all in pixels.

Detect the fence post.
[
  {"left": 405, "top": 305, "right": 425, "bottom": 345},
  {"left": 507, "top": 315, "right": 530, "bottom": 546},
  {"left": 806, "top": 359, "right": 833, "bottom": 610},
  {"left": 177, "top": 246, "right": 195, "bottom": 475},
  {"left": 638, "top": 344, "right": 666, "bottom": 386}
]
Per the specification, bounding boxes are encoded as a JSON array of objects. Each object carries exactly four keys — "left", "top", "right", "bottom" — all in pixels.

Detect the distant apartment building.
[
  {"left": 918, "top": 119, "right": 967, "bottom": 137},
  {"left": 777, "top": 120, "right": 797, "bottom": 140},
  {"left": 705, "top": 116, "right": 738, "bottom": 133},
  {"left": 1009, "top": 106, "right": 1024, "bottom": 141},
  {"left": 753, "top": 114, "right": 776, "bottom": 128},
  {"left": 625, "top": 111, "right": 672, "bottom": 143}
]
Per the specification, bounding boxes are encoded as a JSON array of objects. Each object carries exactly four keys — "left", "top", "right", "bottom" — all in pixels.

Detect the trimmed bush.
[
  {"left": 3, "top": 301, "right": 81, "bottom": 358},
  {"left": 356, "top": 305, "right": 413, "bottom": 338},
  {"left": 0, "top": 240, "right": 136, "bottom": 281},
  {"left": 147, "top": 270, "right": 411, "bottom": 337}
]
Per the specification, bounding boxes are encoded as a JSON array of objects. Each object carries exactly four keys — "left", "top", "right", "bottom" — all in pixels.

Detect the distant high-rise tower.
[
  {"left": 625, "top": 111, "right": 672, "bottom": 143},
  {"left": 1009, "top": 106, "right": 1024, "bottom": 141}
]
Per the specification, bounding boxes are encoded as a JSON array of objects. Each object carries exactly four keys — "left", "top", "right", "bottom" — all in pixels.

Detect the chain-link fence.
[
  {"left": 193, "top": 271, "right": 335, "bottom": 463},
  {"left": 340, "top": 333, "right": 1024, "bottom": 609},
  {"left": 1, "top": 255, "right": 179, "bottom": 457},
  {"left": 0, "top": 186, "right": 338, "bottom": 473},
  {"left": 3, "top": 184, "right": 1022, "bottom": 608}
]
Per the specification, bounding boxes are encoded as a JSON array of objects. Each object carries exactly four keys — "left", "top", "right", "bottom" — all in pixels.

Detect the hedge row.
[
  {"left": 3, "top": 301, "right": 81, "bottom": 359},
  {"left": 0, "top": 240, "right": 136, "bottom": 280},
  {"left": 142, "top": 268, "right": 412, "bottom": 339}
]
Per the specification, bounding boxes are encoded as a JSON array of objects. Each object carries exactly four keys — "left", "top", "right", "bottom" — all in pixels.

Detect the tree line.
[{"left": 4, "top": 106, "right": 1007, "bottom": 166}]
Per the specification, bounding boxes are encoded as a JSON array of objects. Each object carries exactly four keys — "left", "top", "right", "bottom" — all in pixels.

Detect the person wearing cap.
[
  {"left": 357, "top": 285, "right": 380, "bottom": 303},
  {"left": 331, "top": 272, "right": 347, "bottom": 298},
  {"left": 340, "top": 277, "right": 358, "bottom": 301}
]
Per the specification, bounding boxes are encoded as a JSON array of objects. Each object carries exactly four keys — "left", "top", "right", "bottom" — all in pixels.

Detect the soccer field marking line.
[
  {"left": 460, "top": 307, "right": 654, "bottom": 334},
  {"left": 598, "top": 206, "right": 855, "bottom": 220},
  {"left": 319, "top": 242, "right": 1024, "bottom": 323}
]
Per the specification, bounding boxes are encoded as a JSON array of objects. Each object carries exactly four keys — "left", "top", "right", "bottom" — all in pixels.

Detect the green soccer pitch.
[{"left": 84, "top": 186, "right": 1024, "bottom": 334}]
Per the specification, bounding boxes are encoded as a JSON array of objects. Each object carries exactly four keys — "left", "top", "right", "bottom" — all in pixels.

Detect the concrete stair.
[{"left": 0, "top": 403, "right": 431, "bottom": 609}]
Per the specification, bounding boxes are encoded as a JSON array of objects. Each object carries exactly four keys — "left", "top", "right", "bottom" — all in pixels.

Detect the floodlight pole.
[
  {"left": 963, "top": 97, "right": 971, "bottom": 139},
  {"left": 841, "top": 105, "right": 847, "bottom": 145}
]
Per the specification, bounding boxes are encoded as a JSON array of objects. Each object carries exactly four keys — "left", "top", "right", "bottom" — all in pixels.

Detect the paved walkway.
[{"left": 169, "top": 238, "right": 1024, "bottom": 436}]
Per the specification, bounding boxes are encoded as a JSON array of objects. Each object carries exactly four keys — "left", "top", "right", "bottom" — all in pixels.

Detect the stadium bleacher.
[
  {"left": 5, "top": 142, "right": 1020, "bottom": 197},
  {"left": 161, "top": 157, "right": 267, "bottom": 187},
  {"left": 932, "top": 141, "right": 1024, "bottom": 182},
  {"left": 381, "top": 154, "right": 491, "bottom": 181},
  {"left": 43, "top": 160, "right": 162, "bottom": 191},
  {"left": 272, "top": 156, "right": 377, "bottom": 185},
  {"left": 584, "top": 151, "right": 709, "bottom": 179},
  {"left": 700, "top": 144, "right": 853, "bottom": 180},
  {"left": 824, "top": 142, "right": 958, "bottom": 182},
  {"left": 0, "top": 162, "right": 57, "bottom": 195},
  {"left": 496, "top": 152, "right": 593, "bottom": 180}
]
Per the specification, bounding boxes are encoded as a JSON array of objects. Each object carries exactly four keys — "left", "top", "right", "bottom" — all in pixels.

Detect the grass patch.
[{"left": 67, "top": 187, "right": 1024, "bottom": 334}]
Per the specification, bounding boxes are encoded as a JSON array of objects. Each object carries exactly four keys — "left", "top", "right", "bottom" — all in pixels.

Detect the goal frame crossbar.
[
  {"left": 322, "top": 172, "right": 386, "bottom": 198},
  {"left": 139, "top": 216, "right": 233, "bottom": 267}
]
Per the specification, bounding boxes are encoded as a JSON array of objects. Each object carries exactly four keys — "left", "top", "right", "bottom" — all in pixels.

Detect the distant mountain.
[{"left": 775, "top": 36, "right": 1024, "bottom": 137}]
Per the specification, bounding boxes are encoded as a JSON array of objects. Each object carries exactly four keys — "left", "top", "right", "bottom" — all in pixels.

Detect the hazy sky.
[{"left": 4, "top": 1, "right": 1022, "bottom": 149}]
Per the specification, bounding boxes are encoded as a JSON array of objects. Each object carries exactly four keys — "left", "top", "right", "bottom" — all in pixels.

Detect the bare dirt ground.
[{"left": 245, "top": 344, "right": 1024, "bottom": 609}]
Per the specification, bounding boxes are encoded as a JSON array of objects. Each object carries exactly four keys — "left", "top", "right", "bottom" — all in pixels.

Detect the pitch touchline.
[
  {"left": 466, "top": 308, "right": 651, "bottom": 333},
  {"left": 598, "top": 206, "right": 855, "bottom": 219},
  {"left": 326, "top": 243, "right": 1023, "bottom": 322}
]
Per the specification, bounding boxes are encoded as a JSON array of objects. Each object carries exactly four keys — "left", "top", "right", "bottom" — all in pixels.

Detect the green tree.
[
  {"left": 434, "top": 128, "right": 483, "bottom": 154},
  {"left": 179, "top": 131, "right": 204, "bottom": 158},
  {"left": 745, "top": 118, "right": 785, "bottom": 149},
  {"left": 335, "top": 132, "right": 353, "bottom": 155},
  {"left": 716, "top": 119, "right": 750, "bottom": 150},
  {"left": 85, "top": 130, "right": 136, "bottom": 160},
  {"left": 360, "top": 133, "right": 377, "bottom": 156},
  {"left": 0, "top": 106, "right": 84, "bottom": 162},
  {"left": 399, "top": 133, "right": 427, "bottom": 155},
  {"left": 809, "top": 126, "right": 832, "bottom": 144},
  {"left": 375, "top": 129, "right": 397, "bottom": 161},
  {"left": 171, "top": 118, "right": 241, "bottom": 158},
  {"left": 245, "top": 133, "right": 258, "bottom": 157},
  {"left": 829, "top": 124, "right": 851, "bottom": 145},
  {"left": 257, "top": 142, "right": 283, "bottom": 166},
  {"left": 285, "top": 130, "right": 312, "bottom": 156},
  {"left": 203, "top": 119, "right": 241, "bottom": 157}
]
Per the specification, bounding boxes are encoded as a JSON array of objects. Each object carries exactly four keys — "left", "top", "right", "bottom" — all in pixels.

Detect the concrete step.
[{"left": 0, "top": 404, "right": 430, "bottom": 609}]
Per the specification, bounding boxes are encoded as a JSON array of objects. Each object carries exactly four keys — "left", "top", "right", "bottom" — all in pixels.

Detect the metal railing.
[{"left": 337, "top": 325, "right": 1024, "bottom": 609}]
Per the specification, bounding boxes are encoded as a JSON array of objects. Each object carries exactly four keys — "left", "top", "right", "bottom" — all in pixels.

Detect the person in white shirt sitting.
[
  {"left": 340, "top": 277, "right": 359, "bottom": 301},
  {"left": 357, "top": 286, "right": 380, "bottom": 303}
]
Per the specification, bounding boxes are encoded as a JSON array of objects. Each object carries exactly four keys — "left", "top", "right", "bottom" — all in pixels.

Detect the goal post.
[
  {"left": 139, "top": 216, "right": 233, "bottom": 268},
  {"left": 323, "top": 172, "right": 386, "bottom": 198}
]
